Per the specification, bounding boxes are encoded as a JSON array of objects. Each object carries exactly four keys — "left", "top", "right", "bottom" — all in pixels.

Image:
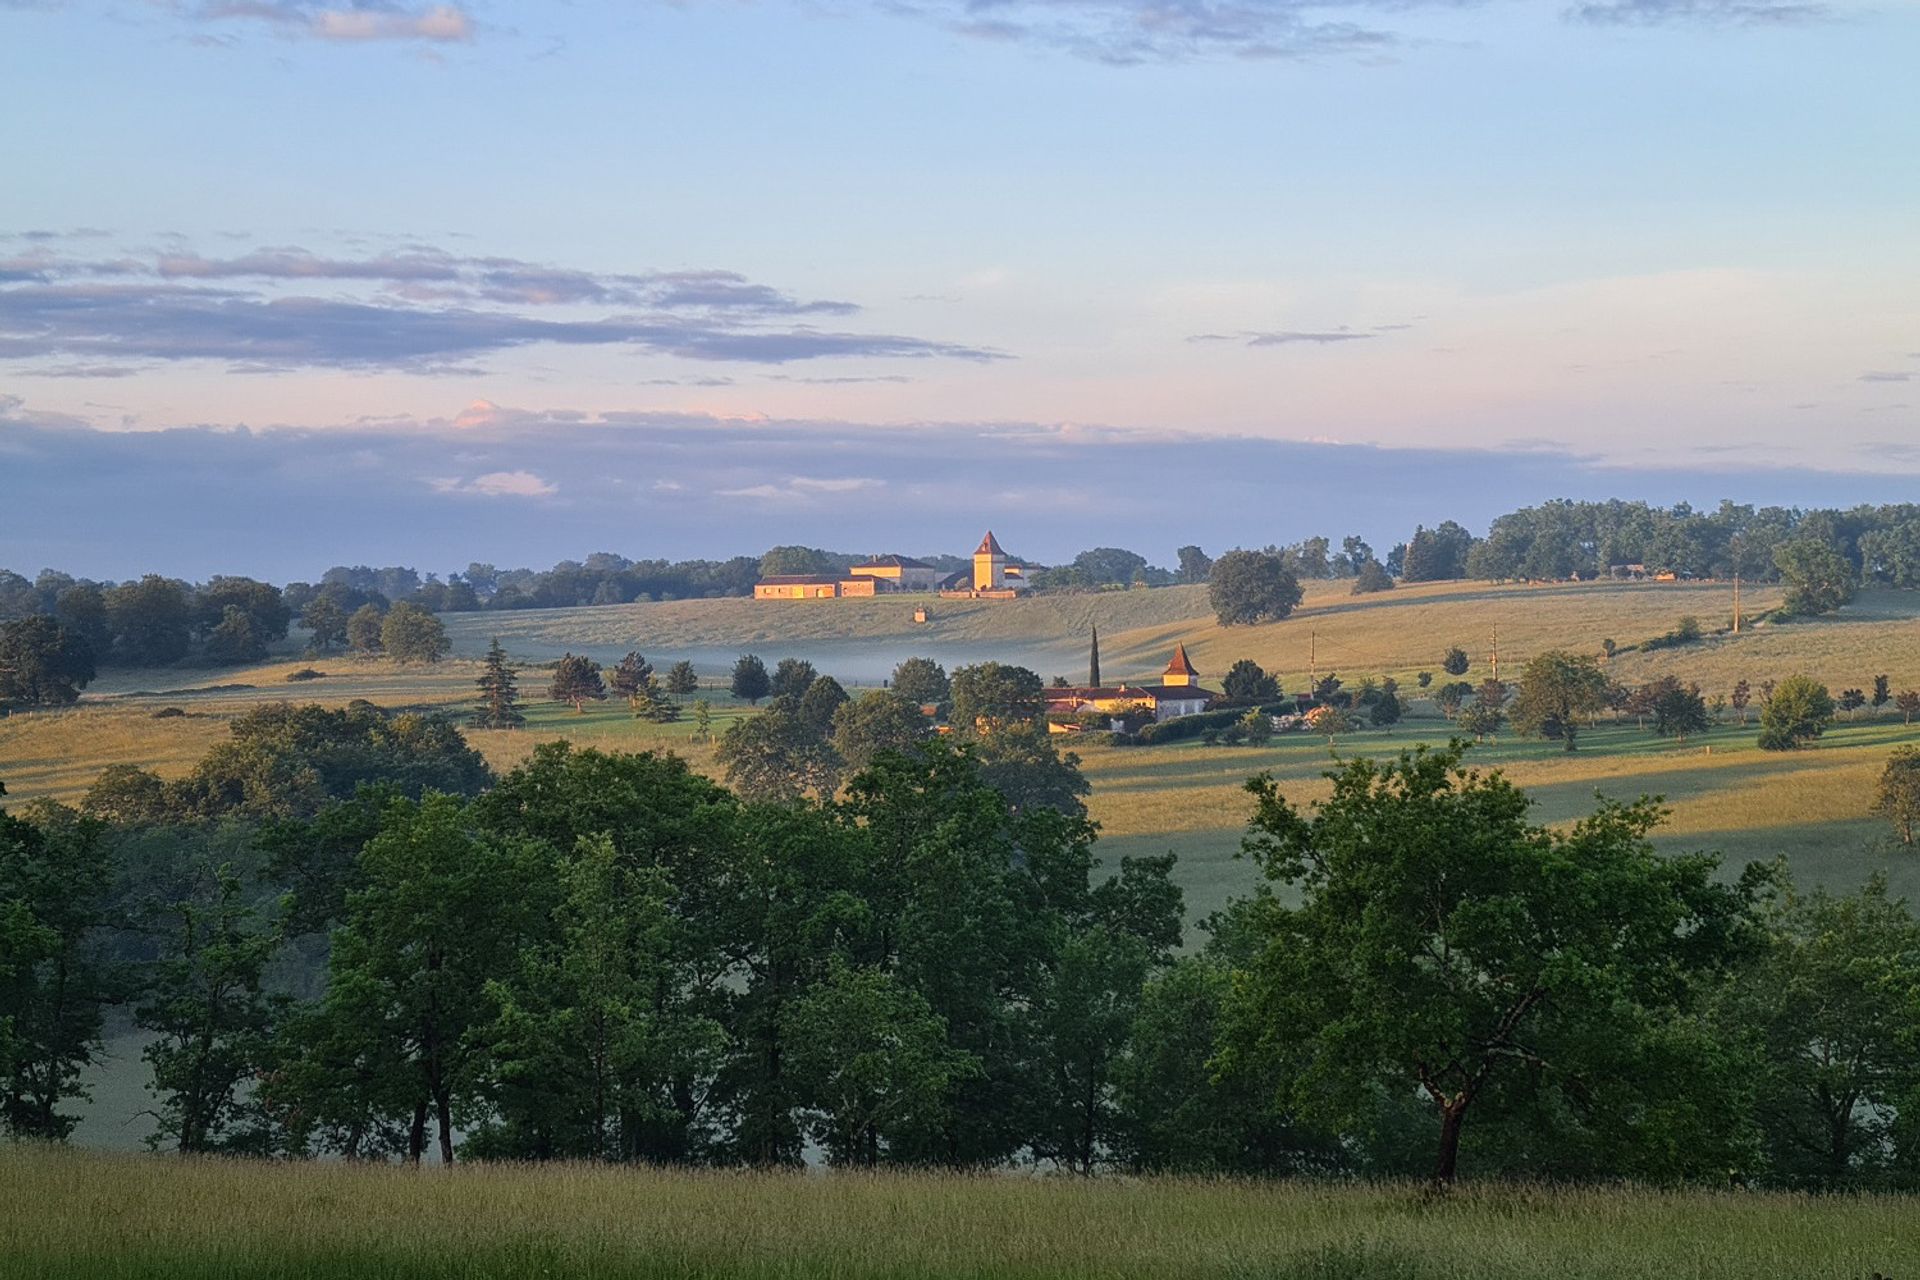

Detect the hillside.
[{"left": 436, "top": 579, "right": 1920, "bottom": 696}]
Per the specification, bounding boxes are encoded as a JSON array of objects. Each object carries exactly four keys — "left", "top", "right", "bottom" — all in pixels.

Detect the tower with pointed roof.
[
  {"left": 1161, "top": 643, "right": 1198, "bottom": 688},
  {"left": 972, "top": 530, "right": 1008, "bottom": 592}
]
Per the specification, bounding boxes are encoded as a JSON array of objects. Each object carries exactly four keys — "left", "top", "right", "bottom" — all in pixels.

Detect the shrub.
[{"left": 285, "top": 668, "right": 327, "bottom": 682}]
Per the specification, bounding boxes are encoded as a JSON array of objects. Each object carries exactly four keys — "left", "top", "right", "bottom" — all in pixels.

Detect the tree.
[
  {"left": 665, "top": 660, "right": 700, "bottom": 697},
  {"left": 798, "top": 676, "right": 850, "bottom": 734},
  {"left": 715, "top": 697, "right": 840, "bottom": 802},
  {"left": 1648, "top": 677, "right": 1710, "bottom": 743},
  {"left": 0, "top": 795, "right": 114, "bottom": 1140},
  {"left": 1351, "top": 561, "right": 1394, "bottom": 595},
  {"left": 969, "top": 725, "right": 1091, "bottom": 816},
  {"left": 1072, "top": 547, "right": 1149, "bottom": 587},
  {"left": 346, "top": 604, "right": 385, "bottom": 657},
  {"left": 949, "top": 662, "right": 1046, "bottom": 730},
  {"left": 196, "top": 577, "right": 290, "bottom": 647},
  {"left": 769, "top": 658, "right": 818, "bottom": 702},
  {"left": 204, "top": 605, "right": 266, "bottom": 665},
  {"left": 300, "top": 596, "right": 348, "bottom": 654},
  {"left": 1871, "top": 747, "right": 1920, "bottom": 845},
  {"left": 1774, "top": 538, "right": 1856, "bottom": 618},
  {"left": 784, "top": 962, "right": 976, "bottom": 1167},
  {"left": 1434, "top": 681, "right": 1472, "bottom": 720},
  {"left": 1839, "top": 689, "right": 1868, "bottom": 720},
  {"left": 137, "top": 864, "right": 281, "bottom": 1153},
  {"left": 105, "top": 575, "right": 193, "bottom": 666},
  {"left": 1509, "top": 651, "right": 1610, "bottom": 751},
  {"left": 52, "top": 584, "right": 111, "bottom": 657},
  {"left": 1474, "top": 677, "right": 1506, "bottom": 712},
  {"left": 1208, "top": 551, "right": 1303, "bottom": 626},
  {"left": 1716, "top": 876, "right": 1920, "bottom": 1189},
  {"left": 1221, "top": 659, "right": 1280, "bottom": 706},
  {"left": 1873, "top": 675, "right": 1892, "bottom": 714},
  {"left": 270, "top": 794, "right": 541, "bottom": 1163},
  {"left": 1367, "top": 690, "right": 1402, "bottom": 728},
  {"left": 1401, "top": 521, "right": 1474, "bottom": 582},
  {"left": 471, "top": 834, "right": 723, "bottom": 1163},
  {"left": 0, "top": 617, "right": 95, "bottom": 708},
  {"left": 691, "top": 699, "right": 714, "bottom": 743},
  {"left": 380, "top": 603, "right": 450, "bottom": 665},
  {"left": 607, "top": 651, "right": 653, "bottom": 702},
  {"left": 1731, "top": 679, "right": 1753, "bottom": 725},
  {"left": 1221, "top": 745, "right": 1764, "bottom": 1186},
  {"left": 1758, "top": 675, "right": 1834, "bottom": 751},
  {"left": 832, "top": 691, "right": 930, "bottom": 776},
  {"left": 1897, "top": 690, "right": 1920, "bottom": 726},
  {"left": 730, "top": 654, "right": 771, "bottom": 704},
  {"left": 473, "top": 638, "right": 525, "bottom": 729},
  {"left": 1304, "top": 704, "right": 1353, "bottom": 744},
  {"left": 1441, "top": 647, "right": 1470, "bottom": 677},
  {"left": 1458, "top": 702, "right": 1504, "bottom": 742},
  {"left": 890, "top": 657, "right": 949, "bottom": 709},
  {"left": 1176, "top": 546, "right": 1213, "bottom": 584},
  {"left": 1238, "top": 710, "right": 1275, "bottom": 744},
  {"left": 549, "top": 653, "right": 606, "bottom": 713}
]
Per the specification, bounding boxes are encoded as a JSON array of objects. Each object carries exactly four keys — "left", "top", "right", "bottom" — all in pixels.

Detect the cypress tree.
[
  {"left": 474, "top": 638, "right": 525, "bottom": 729},
  {"left": 1089, "top": 625, "right": 1101, "bottom": 687}
]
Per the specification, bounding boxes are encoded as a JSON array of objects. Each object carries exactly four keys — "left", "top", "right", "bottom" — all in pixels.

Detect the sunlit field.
[{"left": 3, "top": 1145, "right": 1915, "bottom": 1280}]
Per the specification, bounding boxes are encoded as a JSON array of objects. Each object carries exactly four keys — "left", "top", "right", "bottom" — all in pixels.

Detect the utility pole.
[
  {"left": 1309, "top": 630, "right": 1318, "bottom": 697},
  {"left": 1490, "top": 625, "right": 1500, "bottom": 684},
  {"left": 1732, "top": 573, "right": 1742, "bottom": 635}
]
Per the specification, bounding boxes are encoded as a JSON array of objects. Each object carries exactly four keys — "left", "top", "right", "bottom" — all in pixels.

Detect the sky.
[{"left": 2, "top": 0, "right": 1917, "bottom": 580}]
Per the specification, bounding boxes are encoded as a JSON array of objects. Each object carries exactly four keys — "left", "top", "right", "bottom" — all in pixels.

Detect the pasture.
[
  {"left": 6, "top": 578, "right": 1920, "bottom": 1153},
  {"left": 2, "top": 1144, "right": 1915, "bottom": 1280}
]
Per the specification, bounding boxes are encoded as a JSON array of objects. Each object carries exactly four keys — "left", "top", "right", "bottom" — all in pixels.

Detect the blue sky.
[{"left": 2, "top": 0, "right": 1917, "bottom": 578}]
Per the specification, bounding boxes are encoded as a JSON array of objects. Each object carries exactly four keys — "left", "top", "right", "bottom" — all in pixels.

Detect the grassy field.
[
  {"left": 2, "top": 1145, "right": 1915, "bottom": 1280},
  {"left": 434, "top": 577, "right": 1920, "bottom": 696}
]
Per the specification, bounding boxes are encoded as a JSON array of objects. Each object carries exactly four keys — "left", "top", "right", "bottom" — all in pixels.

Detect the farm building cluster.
[{"left": 753, "top": 532, "right": 1029, "bottom": 601}]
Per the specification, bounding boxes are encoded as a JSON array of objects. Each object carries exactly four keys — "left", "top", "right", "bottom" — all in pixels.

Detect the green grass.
[{"left": 2, "top": 1145, "right": 1915, "bottom": 1279}]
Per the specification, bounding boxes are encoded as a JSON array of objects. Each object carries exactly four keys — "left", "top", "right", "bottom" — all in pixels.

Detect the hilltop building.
[
  {"left": 939, "top": 531, "right": 1028, "bottom": 599},
  {"left": 753, "top": 532, "right": 1030, "bottom": 601},
  {"left": 1044, "top": 643, "right": 1218, "bottom": 725},
  {"left": 752, "top": 553, "right": 942, "bottom": 600}
]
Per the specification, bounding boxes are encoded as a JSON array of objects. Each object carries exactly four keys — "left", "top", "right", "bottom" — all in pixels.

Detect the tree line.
[{"left": 6, "top": 699, "right": 1920, "bottom": 1188}]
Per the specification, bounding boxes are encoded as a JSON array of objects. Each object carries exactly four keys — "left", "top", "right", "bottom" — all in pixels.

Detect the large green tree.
[
  {"left": 1758, "top": 675, "right": 1834, "bottom": 751},
  {"left": 948, "top": 662, "right": 1045, "bottom": 730},
  {"left": 473, "top": 638, "right": 525, "bottom": 729},
  {"left": 1774, "top": 538, "right": 1857, "bottom": 618},
  {"left": 1220, "top": 745, "right": 1765, "bottom": 1185},
  {"left": 272, "top": 795, "right": 544, "bottom": 1163},
  {"left": 1207, "top": 550, "right": 1303, "bottom": 626},
  {"left": 0, "top": 617, "right": 95, "bottom": 707},
  {"left": 890, "top": 657, "right": 950, "bottom": 708},
  {"left": 831, "top": 691, "right": 930, "bottom": 776},
  {"left": 0, "top": 795, "right": 115, "bottom": 1140},
  {"left": 730, "top": 654, "right": 771, "bottom": 704},
  {"left": 105, "top": 575, "right": 193, "bottom": 666},
  {"left": 380, "top": 602, "right": 450, "bottom": 664},
  {"left": 137, "top": 864, "right": 282, "bottom": 1153},
  {"left": 1716, "top": 875, "right": 1920, "bottom": 1189},
  {"left": 1509, "top": 651, "right": 1610, "bottom": 751}
]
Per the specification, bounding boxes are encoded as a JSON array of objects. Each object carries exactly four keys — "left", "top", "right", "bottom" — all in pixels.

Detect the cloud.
[
  {"left": 1859, "top": 371, "right": 1912, "bottom": 383},
  {"left": 196, "top": 2, "right": 477, "bottom": 44},
  {"left": 430, "top": 469, "right": 557, "bottom": 497},
  {"left": 0, "top": 242, "right": 1003, "bottom": 372},
  {"left": 10, "top": 400, "right": 1920, "bottom": 583},
  {"left": 1567, "top": 0, "right": 1827, "bottom": 24},
  {"left": 1189, "top": 327, "right": 1380, "bottom": 347}
]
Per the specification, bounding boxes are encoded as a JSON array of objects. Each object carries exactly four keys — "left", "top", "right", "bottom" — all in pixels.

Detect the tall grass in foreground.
[{"left": 2, "top": 1146, "right": 1913, "bottom": 1279}]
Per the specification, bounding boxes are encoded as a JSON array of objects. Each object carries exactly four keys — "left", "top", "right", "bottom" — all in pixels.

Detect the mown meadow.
[{"left": 4, "top": 1145, "right": 1917, "bottom": 1280}]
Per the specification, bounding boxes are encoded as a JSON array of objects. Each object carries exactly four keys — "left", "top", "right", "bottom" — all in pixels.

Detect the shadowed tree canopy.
[
  {"left": 1220, "top": 744, "right": 1767, "bottom": 1186},
  {"left": 0, "top": 617, "right": 96, "bottom": 708}
]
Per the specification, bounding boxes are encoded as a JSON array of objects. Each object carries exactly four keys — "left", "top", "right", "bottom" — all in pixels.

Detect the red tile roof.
[{"left": 975, "top": 530, "right": 1006, "bottom": 556}]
